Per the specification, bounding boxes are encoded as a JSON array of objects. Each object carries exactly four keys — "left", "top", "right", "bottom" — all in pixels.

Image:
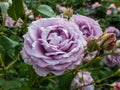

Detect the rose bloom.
[
  {"left": 21, "top": 17, "right": 86, "bottom": 76},
  {"left": 106, "top": 9, "right": 112, "bottom": 15},
  {"left": 92, "top": 2, "right": 101, "bottom": 9},
  {"left": 108, "top": 3, "right": 116, "bottom": 9},
  {"left": 105, "top": 55, "right": 120, "bottom": 67},
  {"left": 70, "top": 14, "right": 103, "bottom": 41},
  {"left": 71, "top": 71, "right": 94, "bottom": 90},
  {"left": 105, "top": 26, "right": 120, "bottom": 37}
]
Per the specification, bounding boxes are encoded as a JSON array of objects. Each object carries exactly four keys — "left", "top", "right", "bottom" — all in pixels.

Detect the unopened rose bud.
[
  {"left": 106, "top": 9, "right": 112, "bottom": 15},
  {"left": 56, "top": 4, "right": 67, "bottom": 13},
  {"left": 87, "top": 39, "right": 99, "bottom": 52},
  {"left": 92, "top": 2, "right": 101, "bottom": 9},
  {"left": 116, "top": 40, "right": 120, "bottom": 48},
  {"left": 63, "top": 8, "right": 73, "bottom": 18},
  {"left": 114, "top": 82, "right": 120, "bottom": 90},
  {"left": 108, "top": 3, "right": 116, "bottom": 9},
  {"left": 98, "top": 33, "right": 116, "bottom": 51},
  {"left": 111, "top": 40, "right": 120, "bottom": 55}
]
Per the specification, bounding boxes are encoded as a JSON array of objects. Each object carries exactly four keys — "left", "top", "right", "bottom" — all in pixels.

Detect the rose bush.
[{"left": 21, "top": 17, "right": 86, "bottom": 76}]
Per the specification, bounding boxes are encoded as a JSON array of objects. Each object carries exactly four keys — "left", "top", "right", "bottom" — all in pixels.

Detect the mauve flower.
[
  {"left": 106, "top": 9, "right": 112, "bottom": 15},
  {"left": 92, "top": 2, "right": 101, "bottom": 9},
  {"left": 5, "top": 14, "right": 22, "bottom": 28},
  {"left": 105, "top": 55, "right": 120, "bottom": 67},
  {"left": 70, "top": 15, "right": 103, "bottom": 41},
  {"left": 71, "top": 71, "right": 94, "bottom": 90},
  {"left": 108, "top": 3, "right": 116, "bottom": 9},
  {"left": 105, "top": 26, "right": 120, "bottom": 37},
  {"left": 21, "top": 17, "right": 86, "bottom": 76}
]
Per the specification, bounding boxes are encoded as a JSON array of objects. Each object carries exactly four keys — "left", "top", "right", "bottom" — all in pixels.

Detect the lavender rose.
[
  {"left": 105, "top": 26, "right": 120, "bottom": 37},
  {"left": 71, "top": 71, "right": 95, "bottom": 90},
  {"left": 105, "top": 55, "right": 120, "bottom": 67},
  {"left": 70, "top": 14, "right": 103, "bottom": 41},
  {"left": 21, "top": 17, "right": 86, "bottom": 76}
]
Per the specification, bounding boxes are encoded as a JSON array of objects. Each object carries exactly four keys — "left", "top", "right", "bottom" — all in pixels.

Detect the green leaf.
[
  {"left": 27, "top": 66, "right": 36, "bottom": 87},
  {"left": 58, "top": 73, "right": 74, "bottom": 90},
  {"left": 8, "top": 0, "right": 25, "bottom": 21},
  {"left": 0, "top": 35, "right": 19, "bottom": 50},
  {"left": 0, "top": 78, "right": 21, "bottom": 90},
  {"left": 37, "top": 4, "right": 56, "bottom": 17}
]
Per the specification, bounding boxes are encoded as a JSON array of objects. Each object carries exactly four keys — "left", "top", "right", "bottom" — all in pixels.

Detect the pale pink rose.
[
  {"left": 92, "top": 2, "right": 101, "bottom": 9},
  {"left": 106, "top": 10, "right": 112, "bottom": 15},
  {"left": 117, "top": 7, "right": 120, "bottom": 12},
  {"left": 108, "top": 3, "right": 116, "bottom": 9}
]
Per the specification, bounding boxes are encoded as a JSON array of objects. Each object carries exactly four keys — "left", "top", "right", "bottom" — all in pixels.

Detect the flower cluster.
[
  {"left": 21, "top": 12, "right": 120, "bottom": 90},
  {"left": 21, "top": 14, "right": 103, "bottom": 76}
]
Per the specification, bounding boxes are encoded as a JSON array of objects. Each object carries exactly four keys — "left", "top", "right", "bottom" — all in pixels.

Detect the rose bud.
[
  {"left": 56, "top": 4, "right": 67, "bottom": 13},
  {"left": 116, "top": 40, "right": 120, "bottom": 48},
  {"left": 63, "top": 8, "right": 73, "bottom": 18},
  {"left": 114, "top": 82, "right": 120, "bottom": 90},
  {"left": 98, "top": 33, "right": 116, "bottom": 52}
]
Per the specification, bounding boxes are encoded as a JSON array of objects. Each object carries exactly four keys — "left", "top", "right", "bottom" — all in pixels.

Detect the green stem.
[
  {"left": 0, "top": 15, "right": 6, "bottom": 31},
  {"left": 0, "top": 54, "right": 5, "bottom": 69},
  {"left": 5, "top": 59, "right": 17, "bottom": 71},
  {"left": 32, "top": 1, "right": 41, "bottom": 15},
  {"left": 38, "top": 75, "right": 57, "bottom": 83},
  {"left": 95, "top": 83, "right": 113, "bottom": 88},
  {"left": 0, "top": 74, "right": 4, "bottom": 77},
  {"left": 76, "top": 54, "right": 102, "bottom": 71},
  {"left": 96, "top": 73, "right": 116, "bottom": 84}
]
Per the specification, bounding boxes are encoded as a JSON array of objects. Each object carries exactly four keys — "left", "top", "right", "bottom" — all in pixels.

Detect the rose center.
[{"left": 47, "top": 32, "right": 62, "bottom": 45}]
